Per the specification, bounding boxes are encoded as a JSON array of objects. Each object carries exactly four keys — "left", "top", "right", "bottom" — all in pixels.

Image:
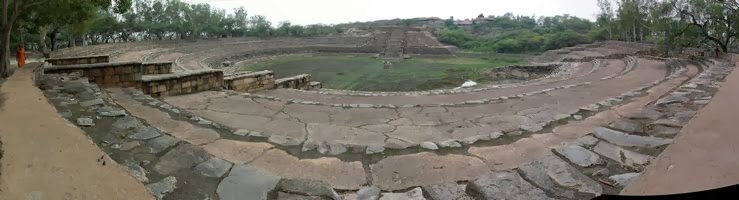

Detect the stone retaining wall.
[
  {"left": 405, "top": 46, "right": 453, "bottom": 55},
  {"left": 141, "top": 69, "right": 223, "bottom": 97},
  {"left": 44, "top": 62, "right": 143, "bottom": 87},
  {"left": 483, "top": 64, "right": 561, "bottom": 80},
  {"left": 46, "top": 55, "right": 110, "bottom": 65},
  {"left": 224, "top": 70, "right": 276, "bottom": 92},
  {"left": 142, "top": 62, "right": 173, "bottom": 75},
  {"left": 275, "top": 74, "right": 311, "bottom": 89}
]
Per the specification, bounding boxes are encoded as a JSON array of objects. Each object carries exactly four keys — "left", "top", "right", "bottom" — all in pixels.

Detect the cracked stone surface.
[
  {"left": 248, "top": 149, "right": 367, "bottom": 190},
  {"left": 154, "top": 143, "right": 212, "bottom": 175},
  {"left": 592, "top": 142, "right": 653, "bottom": 169},
  {"left": 422, "top": 183, "right": 473, "bottom": 200},
  {"left": 555, "top": 143, "right": 603, "bottom": 167},
  {"left": 379, "top": 187, "right": 426, "bottom": 200},
  {"left": 216, "top": 165, "right": 279, "bottom": 200},
  {"left": 370, "top": 152, "right": 488, "bottom": 190},
  {"left": 202, "top": 139, "right": 274, "bottom": 164},
  {"left": 518, "top": 153, "right": 603, "bottom": 196}
]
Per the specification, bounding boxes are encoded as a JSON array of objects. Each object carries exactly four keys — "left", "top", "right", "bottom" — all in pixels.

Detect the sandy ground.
[
  {"left": 622, "top": 57, "right": 739, "bottom": 195},
  {"left": 0, "top": 63, "right": 153, "bottom": 200}
]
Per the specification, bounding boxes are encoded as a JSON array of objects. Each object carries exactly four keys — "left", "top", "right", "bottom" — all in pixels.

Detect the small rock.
[
  {"left": 268, "top": 135, "right": 303, "bottom": 146},
  {"left": 76, "top": 117, "right": 95, "bottom": 127},
  {"left": 420, "top": 142, "right": 439, "bottom": 150},
  {"left": 60, "top": 111, "right": 73, "bottom": 118},
  {"left": 366, "top": 144, "right": 385, "bottom": 154},
  {"left": 379, "top": 187, "right": 426, "bottom": 200},
  {"left": 146, "top": 176, "right": 177, "bottom": 200},
  {"left": 79, "top": 98, "right": 104, "bottom": 107},
  {"left": 112, "top": 116, "right": 144, "bottom": 131},
  {"left": 520, "top": 124, "right": 544, "bottom": 133},
  {"left": 147, "top": 135, "right": 180, "bottom": 153},
  {"left": 609, "top": 173, "right": 641, "bottom": 186},
  {"left": 437, "top": 140, "right": 461, "bottom": 148},
  {"left": 248, "top": 131, "right": 266, "bottom": 138},
  {"left": 194, "top": 158, "right": 233, "bottom": 178},
  {"left": 609, "top": 119, "right": 645, "bottom": 134},
  {"left": 461, "top": 135, "right": 491, "bottom": 145},
  {"left": 574, "top": 135, "right": 599, "bottom": 147},
  {"left": 357, "top": 186, "right": 381, "bottom": 200},
  {"left": 97, "top": 106, "right": 126, "bottom": 117},
  {"left": 317, "top": 143, "right": 347, "bottom": 155},
  {"left": 129, "top": 126, "right": 162, "bottom": 140}
]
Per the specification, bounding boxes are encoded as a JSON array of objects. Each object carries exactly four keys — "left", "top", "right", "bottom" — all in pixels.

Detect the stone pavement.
[
  {"left": 622, "top": 55, "right": 739, "bottom": 195},
  {"left": 0, "top": 63, "right": 153, "bottom": 200}
]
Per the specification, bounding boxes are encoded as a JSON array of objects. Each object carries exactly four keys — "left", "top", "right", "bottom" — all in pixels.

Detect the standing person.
[{"left": 16, "top": 44, "right": 26, "bottom": 69}]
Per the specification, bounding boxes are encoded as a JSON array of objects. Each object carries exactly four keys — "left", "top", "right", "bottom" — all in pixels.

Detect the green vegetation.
[{"left": 242, "top": 56, "right": 523, "bottom": 91}]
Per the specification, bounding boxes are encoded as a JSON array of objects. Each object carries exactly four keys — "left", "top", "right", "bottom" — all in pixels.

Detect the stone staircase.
[{"left": 383, "top": 29, "right": 407, "bottom": 57}]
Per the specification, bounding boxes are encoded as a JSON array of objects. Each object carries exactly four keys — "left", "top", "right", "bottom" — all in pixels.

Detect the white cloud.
[{"left": 182, "top": 0, "right": 600, "bottom": 25}]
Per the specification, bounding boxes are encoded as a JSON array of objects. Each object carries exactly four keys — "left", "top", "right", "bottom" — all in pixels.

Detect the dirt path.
[
  {"left": 0, "top": 63, "right": 153, "bottom": 200},
  {"left": 621, "top": 58, "right": 739, "bottom": 195}
]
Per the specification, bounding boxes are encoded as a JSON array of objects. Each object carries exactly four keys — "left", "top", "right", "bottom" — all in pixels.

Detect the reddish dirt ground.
[
  {"left": 622, "top": 56, "right": 739, "bottom": 195},
  {"left": 0, "top": 63, "right": 152, "bottom": 200}
]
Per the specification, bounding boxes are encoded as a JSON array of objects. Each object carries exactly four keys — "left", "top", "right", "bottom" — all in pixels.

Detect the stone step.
[{"left": 466, "top": 170, "right": 554, "bottom": 200}]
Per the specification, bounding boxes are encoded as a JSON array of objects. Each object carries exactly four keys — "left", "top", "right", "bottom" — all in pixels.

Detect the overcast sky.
[{"left": 182, "top": 0, "right": 600, "bottom": 25}]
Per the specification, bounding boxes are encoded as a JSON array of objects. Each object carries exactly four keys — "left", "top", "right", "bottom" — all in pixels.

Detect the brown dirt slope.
[
  {"left": 0, "top": 63, "right": 152, "bottom": 200},
  {"left": 622, "top": 56, "right": 739, "bottom": 195}
]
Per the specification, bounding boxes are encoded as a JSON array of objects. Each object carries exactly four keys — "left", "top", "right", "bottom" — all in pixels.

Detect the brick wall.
[
  {"left": 141, "top": 69, "right": 223, "bottom": 97},
  {"left": 275, "top": 74, "right": 311, "bottom": 89},
  {"left": 44, "top": 62, "right": 143, "bottom": 88},
  {"left": 142, "top": 62, "right": 174, "bottom": 75},
  {"left": 224, "top": 70, "right": 276, "bottom": 92},
  {"left": 46, "top": 55, "right": 110, "bottom": 65}
]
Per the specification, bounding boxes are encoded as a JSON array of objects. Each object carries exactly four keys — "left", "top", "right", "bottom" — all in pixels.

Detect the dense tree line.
[{"left": 437, "top": 0, "right": 737, "bottom": 54}]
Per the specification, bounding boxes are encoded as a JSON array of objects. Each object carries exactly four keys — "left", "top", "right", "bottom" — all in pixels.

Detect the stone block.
[
  {"left": 89, "top": 69, "right": 102, "bottom": 76},
  {"left": 104, "top": 68, "right": 116, "bottom": 76},
  {"left": 157, "top": 85, "right": 167, "bottom": 92}
]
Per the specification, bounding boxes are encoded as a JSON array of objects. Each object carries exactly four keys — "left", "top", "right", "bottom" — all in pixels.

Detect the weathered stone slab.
[
  {"left": 574, "top": 135, "right": 600, "bottom": 147},
  {"left": 80, "top": 98, "right": 104, "bottom": 107},
  {"left": 146, "top": 176, "right": 177, "bottom": 200},
  {"left": 519, "top": 154, "right": 603, "bottom": 196},
  {"left": 370, "top": 152, "right": 488, "bottom": 190},
  {"left": 357, "top": 186, "right": 381, "bottom": 200},
  {"left": 651, "top": 118, "right": 684, "bottom": 128},
  {"left": 466, "top": 171, "right": 552, "bottom": 200},
  {"left": 147, "top": 135, "right": 180, "bottom": 153},
  {"left": 217, "top": 165, "right": 280, "bottom": 200},
  {"left": 422, "top": 183, "right": 472, "bottom": 200},
  {"left": 154, "top": 144, "right": 211, "bottom": 175},
  {"left": 650, "top": 125, "right": 681, "bottom": 136},
  {"left": 379, "top": 187, "right": 426, "bottom": 200},
  {"left": 248, "top": 149, "right": 366, "bottom": 190},
  {"left": 129, "top": 126, "right": 162, "bottom": 140},
  {"left": 202, "top": 139, "right": 274, "bottom": 164},
  {"left": 305, "top": 123, "right": 386, "bottom": 148},
  {"left": 76, "top": 117, "right": 95, "bottom": 127},
  {"left": 609, "top": 173, "right": 641, "bottom": 186},
  {"left": 194, "top": 157, "right": 233, "bottom": 178},
  {"left": 555, "top": 143, "right": 602, "bottom": 167},
  {"left": 592, "top": 142, "right": 653, "bottom": 169},
  {"left": 366, "top": 144, "right": 385, "bottom": 154},
  {"left": 275, "top": 179, "right": 341, "bottom": 200},
  {"left": 594, "top": 127, "right": 672, "bottom": 148},
  {"left": 609, "top": 119, "right": 645, "bottom": 133}
]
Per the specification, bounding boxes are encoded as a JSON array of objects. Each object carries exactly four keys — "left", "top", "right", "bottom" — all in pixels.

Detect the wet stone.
[
  {"left": 79, "top": 98, "right": 104, "bottom": 107},
  {"left": 356, "top": 186, "right": 380, "bottom": 200},
  {"left": 366, "top": 144, "right": 385, "bottom": 154},
  {"left": 154, "top": 143, "right": 211, "bottom": 175},
  {"left": 129, "top": 126, "right": 162, "bottom": 140},
  {"left": 438, "top": 140, "right": 461, "bottom": 148},
  {"left": 115, "top": 141, "right": 140, "bottom": 151},
  {"left": 112, "top": 116, "right": 144, "bottom": 131},
  {"left": 147, "top": 135, "right": 180, "bottom": 153},
  {"left": 609, "top": 173, "right": 641, "bottom": 186},
  {"left": 379, "top": 187, "right": 426, "bottom": 200},
  {"left": 146, "top": 176, "right": 177, "bottom": 200},
  {"left": 609, "top": 119, "right": 645, "bottom": 134},
  {"left": 555, "top": 143, "right": 603, "bottom": 167},
  {"left": 317, "top": 143, "right": 347, "bottom": 155},
  {"left": 275, "top": 178, "right": 341, "bottom": 200},
  {"left": 268, "top": 135, "right": 303, "bottom": 146},
  {"left": 194, "top": 157, "right": 233, "bottom": 178},
  {"left": 594, "top": 127, "right": 672, "bottom": 148},
  {"left": 76, "top": 117, "right": 95, "bottom": 127},
  {"left": 519, "top": 154, "right": 603, "bottom": 196},
  {"left": 95, "top": 106, "right": 125, "bottom": 117},
  {"left": 422, "top": 183, "right": 472, "bottom": 200},
  {"left": 126, "top": 162, "right": 149, "bottom": 183},
  {"left": 466, "top": 171, "right": 552, "bottom": 200},
  {"left": 420, "top": 142, "right": 439, "bottom": 150},
  {"left": 217, "top": 165, "right": 280, "bottom": 200}
]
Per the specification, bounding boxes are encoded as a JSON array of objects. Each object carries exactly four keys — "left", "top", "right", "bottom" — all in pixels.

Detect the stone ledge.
[
  {"left": 44, "top": 61, "right": 142, "bottom": 72},
  {"left": 224, "top": 70, "right": 274, "bottom": 80},
  {"left": 142, "top": 69, "right": 223, "bottom": 82}
]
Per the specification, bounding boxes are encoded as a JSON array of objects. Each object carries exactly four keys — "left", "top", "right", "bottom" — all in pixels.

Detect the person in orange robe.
[{"left": 16, "top": 44, "right": 26, "bottom": 69}]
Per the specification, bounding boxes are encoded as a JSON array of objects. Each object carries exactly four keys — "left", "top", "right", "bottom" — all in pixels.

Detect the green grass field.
[{"left": 241, "top": 55, "right": 523, "bottom": 91}]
